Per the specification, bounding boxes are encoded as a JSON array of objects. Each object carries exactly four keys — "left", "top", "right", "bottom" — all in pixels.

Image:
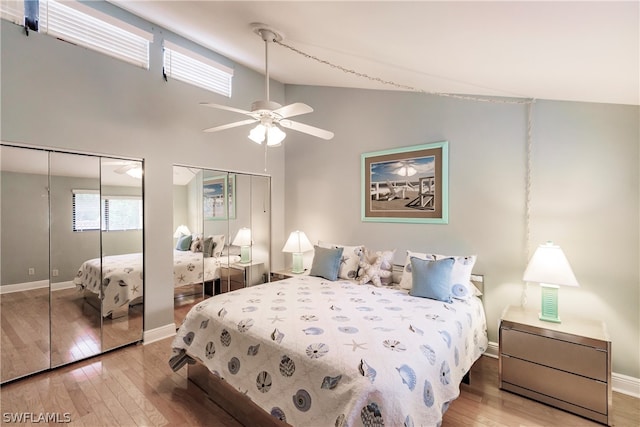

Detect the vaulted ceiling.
[{"left": 113, "top": 1, "right": 638, "bottom": 105}]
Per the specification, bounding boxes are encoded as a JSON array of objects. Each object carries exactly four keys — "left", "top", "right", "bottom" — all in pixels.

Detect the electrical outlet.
[
  {"left": 52, "top": 269, "right": 59, "bottom": 277},
  {"left": 28, "top": 268, "right": 35, "bottom": 275}
]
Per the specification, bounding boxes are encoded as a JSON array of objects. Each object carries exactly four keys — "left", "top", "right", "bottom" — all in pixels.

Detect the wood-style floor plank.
[{"left": 1, "top": 338, "right": 638, "bottom": 427}]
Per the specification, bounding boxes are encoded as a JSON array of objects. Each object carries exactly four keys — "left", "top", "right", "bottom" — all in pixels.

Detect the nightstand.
[
  {"left": 270, "top": 269, "right": 307, "bottom": 282},
  {"left": 219, "top": 262, "right": 265, "bottom": 293},
  {"left": 499, "top": 305, "right": 611, "bottom": 425}
]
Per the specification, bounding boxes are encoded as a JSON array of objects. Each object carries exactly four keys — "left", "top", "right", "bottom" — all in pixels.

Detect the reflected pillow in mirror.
[
  {"left": 176, "top": 234, "right": 192, "bottom": 251},
  {"left": 190, "top": 236, "right": 203, "bottom": 252},
  {"left": 211, "top": 235, "right": 226, "bottom": 257},
  {"left": 202, "top": 237, "right": 214, "bottom": 258}
]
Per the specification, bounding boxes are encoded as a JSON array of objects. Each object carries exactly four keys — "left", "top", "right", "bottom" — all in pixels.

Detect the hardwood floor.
[{"left": 1, "top": 341, "right": 638, "bottom": 427}]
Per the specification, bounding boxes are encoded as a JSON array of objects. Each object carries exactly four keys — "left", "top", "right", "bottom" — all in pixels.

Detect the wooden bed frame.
[
  {"left": 83, "top": 290, "right": 143, "bottom": 319},
  {"left": 186, "top": 271, "right": 485, "bottom": 426}
]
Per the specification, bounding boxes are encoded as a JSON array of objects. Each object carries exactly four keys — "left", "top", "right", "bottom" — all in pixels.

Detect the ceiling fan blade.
[
  {"left": 200, "top": 102, "right": 253, "bottom": 116},
  {"left": 280, "top": 120, "right": 335, "bottom": 140},
  {"left": 273, "top": 102, "right": 313, "bottom": 119},
  {"left": 203, "top": 119, "right": 257, "bottom": 133}
]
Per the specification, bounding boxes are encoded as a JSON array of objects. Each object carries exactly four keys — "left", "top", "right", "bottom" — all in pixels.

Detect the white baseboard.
[
  {"left": 486, "top": 341, "right": 640, "bottom": 398},
  {"left": 51, "top": 281, "right": 75, "bottom": 291},
  {"left": 612, "top": 372, "right": 640, "bottom": 398},
  {"left": 143, "top": 323, "right": 176, "bottom": 345},
  {"left": 0, "top": 280, "right": 49, "bottom": 294}
]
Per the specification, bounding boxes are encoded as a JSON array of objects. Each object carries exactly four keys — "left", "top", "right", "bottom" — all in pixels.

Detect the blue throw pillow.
[
  {"left": 309, "top": 245, "right": 344, "bottom": 281},
  {"left": 176, "top": 234, "right": 192, "bottom": 251},
  {"left": 409, "top": 256, "right": 455, "bottom": 303}
]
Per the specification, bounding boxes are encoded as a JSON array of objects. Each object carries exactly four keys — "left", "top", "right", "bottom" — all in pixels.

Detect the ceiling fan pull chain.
[
  {"left": 274, "top": 39, "right": 532, "bottom": 106},
  {"left": 264, "top": 140, "right": 268, "bottom": 172}
]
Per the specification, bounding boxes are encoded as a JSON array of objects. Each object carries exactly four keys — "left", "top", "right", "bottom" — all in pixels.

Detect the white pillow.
[
  {"left": 318, "top": 241, "right": 363, "bottom": 280},
  {"left": 400, "top": 250, "right": 477, "bottom": 300}
]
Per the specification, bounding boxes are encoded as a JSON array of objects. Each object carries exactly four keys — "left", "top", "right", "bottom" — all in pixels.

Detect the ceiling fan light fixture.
[
  {"left": 126, "top": 166, "right": 143, "bottom": 179},
  {"left": 267, "top": 125, "right": 286, "bottom": 146},
  {"left": 249, "top": 123, "right": 267, "bottom": 144},
  {"left": 249, "top": 122, "right": 286, "bottom": 146}
]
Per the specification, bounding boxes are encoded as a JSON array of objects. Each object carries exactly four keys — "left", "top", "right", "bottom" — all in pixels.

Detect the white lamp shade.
[
  {"left": 248, "top": 124, "right": 266, "bottom": 144},
  {"left": 523, "top": 242, "right": 579, "bottom": 287},
  {"left": 232, "top": 227, "right": 252, "bottom": 246},
  {"left": 282, "top": 231, "right": 313, "bottom": 253},
  {"left": 248, "top": 123, "right": 286, "bottom": 146},
  {"left": 174, "top": 225, "right": 191, "bottom": 238}
]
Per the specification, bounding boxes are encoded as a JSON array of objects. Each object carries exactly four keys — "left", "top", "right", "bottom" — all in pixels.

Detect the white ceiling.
[{"left": 111, "top": 0, "right": 639, "bottom": 106}]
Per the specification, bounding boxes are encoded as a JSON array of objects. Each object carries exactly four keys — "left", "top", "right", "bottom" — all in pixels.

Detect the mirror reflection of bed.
[
  {"left": 1, "top": 145, "right": 144, "bottom": 383},
  {"left": 172, "top": 166, "right": 271, "bottom": 328}
]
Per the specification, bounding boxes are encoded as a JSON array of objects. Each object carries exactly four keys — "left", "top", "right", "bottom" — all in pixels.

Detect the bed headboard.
[{"left": 391, "top": 264, "right": 484, "bottom": 296}]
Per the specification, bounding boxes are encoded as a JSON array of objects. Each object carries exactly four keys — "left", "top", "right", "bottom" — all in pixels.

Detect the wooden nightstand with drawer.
[{"left": 499, "top": 305, "right": 611, "bottom": 425}]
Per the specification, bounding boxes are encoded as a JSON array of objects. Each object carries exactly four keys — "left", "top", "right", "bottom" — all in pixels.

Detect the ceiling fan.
[
  {"left": 103, "top": 160, "right": 143, "bottom": 178},
  {"left": 201, "top": 24, "right": 334, "bottom": 146}
]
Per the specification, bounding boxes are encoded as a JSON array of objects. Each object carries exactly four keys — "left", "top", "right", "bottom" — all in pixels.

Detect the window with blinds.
[
  {"left": 164, "top": 41, "right": 233, "bottom": 96},
  {"left": 0, "top": 0, "right": 23, "bottom": 25},
  {"left": 73, "top": 190, "right": 142, "bottom": 232},
  {"left": 1, "top": 0, "right": 152, "bottom": 69},
  {"left": 72, "top": 190, "right": 100, "bottom": 231}
]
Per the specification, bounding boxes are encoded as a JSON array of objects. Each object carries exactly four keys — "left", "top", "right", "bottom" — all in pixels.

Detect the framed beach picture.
[
  {"left": 204, "top": 174, "right": 236, "bottom": 220},
  {"left": 361, "top": 141, "right": 448, "bottom": 224}
]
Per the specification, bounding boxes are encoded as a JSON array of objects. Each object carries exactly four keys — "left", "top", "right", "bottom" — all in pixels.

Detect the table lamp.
[
  {"left": 282, "top": 231, "right": 313, "bottom": 274},
  {"left": 173, "top": 225, "right": 191, "bottom": 238},
  {"left": 523, "top": 241, "right": 579, "bottom": 323},
  {"left": 232, "top": 227, "right": 252, "bottom": 263}
]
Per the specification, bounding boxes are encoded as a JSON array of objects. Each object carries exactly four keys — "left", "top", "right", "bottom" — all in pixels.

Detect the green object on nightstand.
[{"left": 539, "top": 283, "right": 561, "bottom": 323}]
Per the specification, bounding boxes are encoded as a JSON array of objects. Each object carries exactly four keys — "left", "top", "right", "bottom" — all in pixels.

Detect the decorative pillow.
[
  {"left": 399, "top": 250, "right": 429, "bottom": 290},
  {"left": 310, "top": 245, "right": 344, "bottom": 281},
  {"left": 190, "top": 236, "right": 203, "bottom": 252},
  {"left": 409, "top": 257, "right": 455, "bottom": 302},
  {"left": 358, "top": 248, "right": 392, "bottom": 287},
  {"left": 202, "top": 237, "right": 214, "bottom": 258},
  {"left": 175, "top": 234, "right": 192, "bottom": 251},
  {"left": 376, "top": 249, "right": 396, "bottom": 286},
  {"left": 210, "top": 234, "right": 226, "bottom": 257},
  {"left": 318, "top": 241, "right": 363, "bottom": 280},
  {"left": 399, "top": 250, "right": 477, "bottom": 299}
]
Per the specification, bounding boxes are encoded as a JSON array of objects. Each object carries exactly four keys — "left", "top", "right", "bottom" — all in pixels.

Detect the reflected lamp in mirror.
[
  {"left": 233, "top": 227, "right": 252, "bottom": 263},
  {"left": 282, "top": 231, "right": 313, "bottom": 274},
  {"left": 174, "top": 225, "right": 191, "bottom": 238},
  {"left": 523, "top": 241, "right": 579, "bottom": 323}
]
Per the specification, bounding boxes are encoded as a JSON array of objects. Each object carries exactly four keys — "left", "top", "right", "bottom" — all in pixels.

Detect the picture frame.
[
  {"left": 204, "top": 174, "right": 236, "bottom": 220},
  {"left": 361, "top": 141, "right": 448, "bottom": 224}
]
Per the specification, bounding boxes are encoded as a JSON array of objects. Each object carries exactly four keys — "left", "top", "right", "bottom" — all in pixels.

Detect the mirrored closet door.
[
  {"left": 0, "top": 146, "right": 51, "bottom": 382},
  {"left": 173, "top": 166, "right": 271, "bottom": 327},
  {"left": 0, "top": 144, "right": 144, "bottom": 383}
]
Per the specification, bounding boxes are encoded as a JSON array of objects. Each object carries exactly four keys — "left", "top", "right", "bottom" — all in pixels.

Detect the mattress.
[
  {"left": 171, "top": 275, "right": 488, "bottom": 426},
  {"left": 73, "top": 250, "right": 240, "bottom": 316}
]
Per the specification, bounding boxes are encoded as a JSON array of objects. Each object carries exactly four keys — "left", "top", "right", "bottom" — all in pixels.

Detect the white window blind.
[
  {"left": 0, "top": 0, "right": 23, "bottom": 25},
  {"left": 40, "top": 0, "right": 152, "bottom": 69},
  {"left": 73, "top": 190, "right": 142, "bottom": 232},
  {"left": 72, "top": 190, "right": 100, "bottom": 231},
  {"left": 164, "top": 41, "right": 233, "bottom": 97}
]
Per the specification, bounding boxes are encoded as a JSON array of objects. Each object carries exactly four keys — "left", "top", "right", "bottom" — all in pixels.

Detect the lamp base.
[
  {"left": 539, "top": 283, "right": 561, "bottom": 323},
  {"left": 291, "top": 253, "right": 304, "bottom": 274},
  {"left": 240, "top": 246, "right": 251, "bottom": 264}
]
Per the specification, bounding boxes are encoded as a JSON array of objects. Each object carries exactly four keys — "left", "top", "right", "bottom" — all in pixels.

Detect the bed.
[
  {"left": 73, "top": 250, "right": 240, "bottom": 318},
  {"left": 170, "top": 272, "right": 488, "bottom": 426}
]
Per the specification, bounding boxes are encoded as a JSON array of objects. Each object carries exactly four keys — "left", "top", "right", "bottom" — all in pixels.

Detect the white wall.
[
  {"left": 1, "top": 9, "right": 286, "bottom": 331},
  {"left": 283, "top": 85, "right": 639, "bottom": 378}
]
